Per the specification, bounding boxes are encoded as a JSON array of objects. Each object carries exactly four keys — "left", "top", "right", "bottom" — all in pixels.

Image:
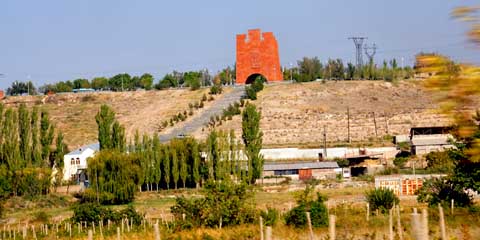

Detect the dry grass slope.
[
  {"left": 3, "top": 89, "right": 209, "bottom": 149},
  {"left": 194, "top": 80, "right": 455, "bottom": 147}
]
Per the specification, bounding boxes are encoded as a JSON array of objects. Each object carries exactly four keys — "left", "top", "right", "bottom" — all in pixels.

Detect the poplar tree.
[
  {"left": 40, "top": 110, "right": 55, "bottom": 167},
  {"left": 171, "top": 147, "right": 179, "bottom": 189},
  {"left": 152, "top": 133, "right": 162, "bottom": 191},
  {"left": 163, "top": 146, "right": 171, "bottom": 189},
  {"left": 206, "top": 130, "right": 219, "bottom": 180},
  {"left": 30, "top": 107, "right": 41, "bottom": 166},
  {"left": 18, "top": 104, "right": 31, "bottom": 164},
  {"left": 95, "top": 104, "right": 115, "bottom": 150},
  {"left": 179, "top": 148, "right": 188, "bottom": 188},
  {"left": 0, "top": 103, "right": 5, "bottom": 161},
  {"left": 192, "top": 141, "right": 201, "bottom": 188},
  {"left": 3, "top": 108, "right": 21, "bottom": 170},
  {"left": 112, "top": 121, "right": 126, "bottom": 152},
  {"left": 241, "top": 103, "right": 264, "bottom": 184},
  {"left": 54, "top": 131, "right": 67, "bottom": 190}
]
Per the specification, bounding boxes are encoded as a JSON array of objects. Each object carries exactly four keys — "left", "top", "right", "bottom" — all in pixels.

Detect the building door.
[{"left": 299, "top": 169, "right": 312, "bottom": 180}]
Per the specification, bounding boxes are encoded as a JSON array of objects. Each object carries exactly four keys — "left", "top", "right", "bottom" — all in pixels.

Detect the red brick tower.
[{"left": 236, "top": 29, "right": 283, "bottom": 84}]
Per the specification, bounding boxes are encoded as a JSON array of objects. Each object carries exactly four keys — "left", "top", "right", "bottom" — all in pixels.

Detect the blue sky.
[{"left": 0, "top": 0, "right": 479, "bottom": 89}]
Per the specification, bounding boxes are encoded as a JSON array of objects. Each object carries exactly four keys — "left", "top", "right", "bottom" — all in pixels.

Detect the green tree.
[
  {"left": 192, "top": 140, "right": 201, "bottom": 188},
  {"left": 241, "top": 103, "right": 264, "bottom": 184},
  {"left": 365, "top": 188, "right": 399, "bottom": 214},
  {"left": 53, "top": 131, "right": 67, "bottom": 190},
  {"left": 95, "top": 105, "right": 115, "bottom": 150},
  {"left": 152, "top": 134, "right": 162, "bottom": 191},
  {"left": 346, "top": 62, "right": 355, "bottom": 80},
  {"left": 163, "top": 146, "right": 171, "bottom": 189},
  {"left": 206, "top": 130, "right": 220, "bottom": 180},
  {"left": 183, "top": 71, "right": 201, "bottom": 90},
  {"left": 139, "top": 73, "right": 154, "bottom": 90},
  {"left": 111, "top": 121, "right": 126, "bottom": 152},
  {"left": 91, "top": 77, "right": 108, "bottom": 90},
  {"left": 18, "top": 104, "right": 31, "bottom": 164},
  {"left": 40, "top": 110, "right": 55, "bottom": 167},
  {"left": 30, "top": 107, "right": 42, "bottom": 166},
  {"left": 73, "top": 78, "right": 91, "bottom": 89},
  {"left": 171, "top": 147, "right": 179, "bottom": 189},
  {"left": 86, "top": 150, "right": 142, "bottom": 204},
  {"left": 297, "top": 57, "right": 323, "bottom": 82}
]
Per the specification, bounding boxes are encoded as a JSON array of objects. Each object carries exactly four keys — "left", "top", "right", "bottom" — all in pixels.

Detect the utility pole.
[
  {"left": 323, "top": 126, "right": 327, "bottom": 159},
  {"left": 347, "top": 107, "right": 351, "bottom": 144},
  {"left": 349, "top": 37, "right": 367, "bottom": 68}
]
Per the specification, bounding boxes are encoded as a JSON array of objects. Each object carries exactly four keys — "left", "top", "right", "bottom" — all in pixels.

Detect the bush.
[
  {"left": 171, "top": 180, "right": 256, "bottom": 229},
  {"left": 251, "top": 78, "right": 264, "bottom": 92},
  {"left": 33, "top": 211, "right": 50, "bottom": 223},
  {"left": 426, "top": 151, "right": 455, "bottom": 173},
  {"left": 260, "top": 207, "right": 279, "bottom": 226},
  {"left": 284, "top": 185, "right": 328, "bottom": 228},
  {"left": 245, "top": 86, "right": 257, "bottom": 100},
  {"left": 209, "top": 85, "right": 222, "bottom": 95},
  {"left": 393, "top": 157, "right": 408, "bottom": 168},
  {"left": 71, "top": 203, "right": 143, "bottom": 225},
  {"left": 365, "top": 188, "right": 399, "bottom": 214},
  {"left": 416, "top": 177, "right": 472, "bottom": 207}
]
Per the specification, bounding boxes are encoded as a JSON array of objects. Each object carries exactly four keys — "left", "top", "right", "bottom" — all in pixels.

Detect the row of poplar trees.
[
  {"left": 87, "top": 103, "right": 264, "bottom": 204},
  {"left": 0, "top": 103, "right": 67, "bottom": 199}
]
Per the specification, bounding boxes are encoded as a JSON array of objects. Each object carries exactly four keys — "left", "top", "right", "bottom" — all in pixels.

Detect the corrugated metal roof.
[
  {"left": 264, "top": 161, "right": 339, "bottom": 171},
  {"left": 66, "top": 142, "right": 100, "bottom": 156}
]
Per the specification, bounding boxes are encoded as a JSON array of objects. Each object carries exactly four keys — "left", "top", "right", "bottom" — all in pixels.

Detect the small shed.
[
  {"left": 411, "top": 134, "right": 454, "bottom": 155},
  {"left": 263, "top": 161, "right": 340, "bottom": 180}
]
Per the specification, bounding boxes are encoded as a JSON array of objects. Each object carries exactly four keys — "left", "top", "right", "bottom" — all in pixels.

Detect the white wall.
[
  {"left": 259, "top": 147, "right": 399, "bottom": 161},
  {"left": 63, "top": 148, "right": 95, "bottom": 181}
]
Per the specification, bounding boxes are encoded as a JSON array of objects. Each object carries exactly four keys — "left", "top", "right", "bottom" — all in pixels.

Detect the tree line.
[
  {"left": 0, "top": 104, "right": 66, "bottom": 199},
  {"left": 287, "top": 56, "right": 415, "bottom": 82},
  {"left": 84, "top": 103, "right": 263, "bottom": 204}
]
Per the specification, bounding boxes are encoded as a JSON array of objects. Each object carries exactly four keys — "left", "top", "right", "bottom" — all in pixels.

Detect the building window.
[
  {"left": 71, "top": 158, "right": 75, "bottom": 165},
  {"left": 76, "top": 158, "right": 80, "bottom": 165},
  {"left": 274, "top": 169, "right": 299, "bottom": 176}
]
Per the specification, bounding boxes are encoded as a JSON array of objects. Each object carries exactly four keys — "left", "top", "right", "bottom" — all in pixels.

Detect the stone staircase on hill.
[{"left": 159, "top": 86, "right": 245, "bottom": 142}]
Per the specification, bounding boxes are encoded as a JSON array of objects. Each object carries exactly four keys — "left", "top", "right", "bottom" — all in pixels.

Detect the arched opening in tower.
[{"left": 245, "top": 73, "right": 267, "bottom": 85}]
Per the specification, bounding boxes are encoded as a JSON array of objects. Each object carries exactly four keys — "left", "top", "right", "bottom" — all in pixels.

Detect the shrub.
[
  {"left": 171, "top": 180, "right": 256, "bottom": 229},
  {"left": 365, "top": 188, "right": 399, "bottom": 214},
  {"left": 71, "top": 203, "right": 143, "bottom": 225},
  {"left": 334, "top": 157, "right": 349, "bottom": 168},
  {"left": 426, "top": 151, "right": 455, "bottom": 173},
  {"left": 209, "top": 85, "right": 222, "bottom": 95},
  {"left": 416, "top": 177, "right": 472, "bottom": 207},
  {"left": 393, "top": 157, "right": 408, "bottom": 168},
  {"left": 260, "top": 207, "right": 279, "bottom": 226},
  {"left": 245, "top": 86, "right": 257, "bottom": 100},
  {"left": 284, "top": 185, "right": 328, "bottom": 228},
  {"left": 33, "top": 211, "right": 50, "bottom": 223},
  {"left": 202, "top": 94, "right": 208, "bottom": 102},
  {"left": 251, "top": 78, "right": 264, "bottom": 92}
]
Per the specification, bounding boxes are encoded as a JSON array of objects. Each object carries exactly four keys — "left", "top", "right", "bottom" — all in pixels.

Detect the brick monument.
[{"left": 236, "top": 29, "right": 283, "bottom": 84}]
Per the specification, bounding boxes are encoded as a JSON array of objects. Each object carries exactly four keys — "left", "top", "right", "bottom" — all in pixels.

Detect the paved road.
[{"left": 159, "top": 86, "right": 245, "bottom": 142}]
